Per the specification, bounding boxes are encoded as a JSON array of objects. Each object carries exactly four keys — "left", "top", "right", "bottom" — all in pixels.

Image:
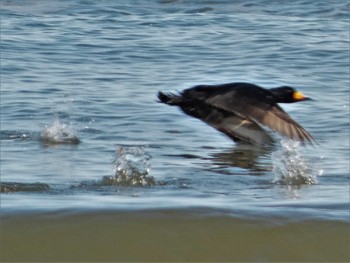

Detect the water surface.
[{"left": 1, "top": 0, "right": 349, "bottom": 261}]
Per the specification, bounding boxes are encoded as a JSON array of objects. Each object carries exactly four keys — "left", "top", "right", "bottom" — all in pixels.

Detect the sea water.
[{"left": 1, "top": 0, "right": 349, "bottom": 261}]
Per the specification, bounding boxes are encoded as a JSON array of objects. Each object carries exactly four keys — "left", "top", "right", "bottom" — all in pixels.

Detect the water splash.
[
  {"left": 272, "top": 140, "right": 318, "bottom": 185},
  {"left": 105, "top": 145, "right": 155, "bottom": 186},
  {"left": 41, "top": 119, "right": 80, "bottom": 145}
]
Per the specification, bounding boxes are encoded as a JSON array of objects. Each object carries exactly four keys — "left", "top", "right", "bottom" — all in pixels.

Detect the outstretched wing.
[
  {"left": 176, "top": 98, "right": 274, "bottom": 145},
  {"left": 205, "top": 92, "right": 314, "bottom": 143}
]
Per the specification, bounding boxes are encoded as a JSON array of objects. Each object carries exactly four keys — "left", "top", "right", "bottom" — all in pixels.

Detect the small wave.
[
  {"left": 272, "top": 140, "right": 318, "bottom": 185},
  {"left": 40, "top": 119, "right": 80, "bottom": 145},
  {"left": 0, "top": 130, "right": 34, "bottom": 141},
  {"left": 0, "top": 182, "right": 51, "bottom": 193},
  {"left": 5, "top": 146, "right": 155, "bottom": 193}
]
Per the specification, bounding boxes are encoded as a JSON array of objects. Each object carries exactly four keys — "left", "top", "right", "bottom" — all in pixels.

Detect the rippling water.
[{"left": 1, "top": 0, "right": 349, "bottom": 261}]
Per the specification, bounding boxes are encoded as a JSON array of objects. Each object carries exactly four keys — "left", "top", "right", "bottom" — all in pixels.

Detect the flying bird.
[{"left": 157, "top": 82, "right": 314, "bottom": 145}]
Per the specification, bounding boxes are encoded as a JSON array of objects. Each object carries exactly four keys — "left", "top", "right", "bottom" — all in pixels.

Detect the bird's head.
[{"left": 270, "top": 86, "right": 311, "bottom": 103}]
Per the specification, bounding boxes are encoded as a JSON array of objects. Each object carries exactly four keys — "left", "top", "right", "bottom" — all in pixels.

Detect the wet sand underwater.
[{"left": 1, "top": 209, "right": 349, "bottom": 262}]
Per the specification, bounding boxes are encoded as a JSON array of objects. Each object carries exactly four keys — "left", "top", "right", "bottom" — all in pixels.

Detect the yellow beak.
[{"left": 293, "top": 91, "right": 308, "bottom": 101}]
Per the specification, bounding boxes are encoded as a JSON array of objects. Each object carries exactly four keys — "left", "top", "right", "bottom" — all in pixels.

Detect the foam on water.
[
  {"left": 272, "top": 140, "right": 319, "bottom": 185},
  {"left": 40, "top": 119, "right": 80, "bottom": 145}
]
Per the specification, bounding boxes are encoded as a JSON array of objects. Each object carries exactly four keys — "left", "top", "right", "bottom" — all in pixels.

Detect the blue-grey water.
[{"left": 1, "top": 1, "right": 349, "bottom": 261}]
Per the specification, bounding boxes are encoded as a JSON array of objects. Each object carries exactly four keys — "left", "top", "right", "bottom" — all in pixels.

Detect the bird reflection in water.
[{"left": 207, "top": 143, "right": 274, "bottom": 175}]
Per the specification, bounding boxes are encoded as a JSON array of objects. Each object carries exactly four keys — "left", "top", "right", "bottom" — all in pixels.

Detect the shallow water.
[{"left": 1, "top": 0, "right": 349, "bottom": 261}]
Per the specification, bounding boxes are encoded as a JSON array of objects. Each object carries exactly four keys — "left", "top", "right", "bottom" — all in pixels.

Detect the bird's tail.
[{"left": 157, "top": 91, "right": 183, "bottom": 106}]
